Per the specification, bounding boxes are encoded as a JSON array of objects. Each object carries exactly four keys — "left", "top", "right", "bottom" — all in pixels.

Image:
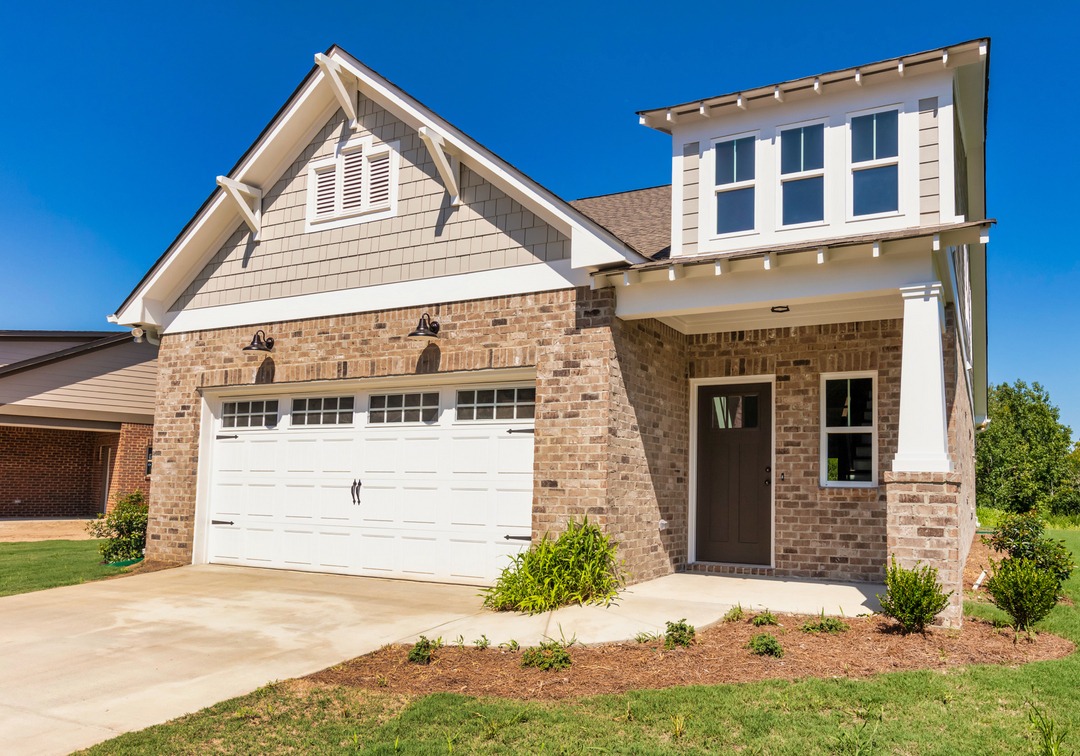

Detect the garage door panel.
[{"left": 207, "top": 383, "right": 535, "bottom": 585}]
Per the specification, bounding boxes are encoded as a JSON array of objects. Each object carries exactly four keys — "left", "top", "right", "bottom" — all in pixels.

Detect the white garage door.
[{"left": 205, "top": 384, "right": 535, "bottom": 585}]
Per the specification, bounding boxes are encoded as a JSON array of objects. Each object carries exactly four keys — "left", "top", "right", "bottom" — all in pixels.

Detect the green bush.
[
  {"left": 85, "top": 491, "right": 148, "bottom": 563},
  {"left": 985, "top": 512, "right": 1075, "bottom": 587},
  {"left": 407, "top": 636, "right": 441, "bottom": 665},
  {"left": 985, "top": 558, "right": 1061, "bottom": 640},
  {"left": 801, "top": 612, "right": 849, "bottom": 634},
  {"left": 1049, "top": 488, "right": 1080, "bottom": 517},
  {"left": 747, "top": 633, "right": 784, "bottom": 657},
  {"left": 751, "top": 610, "right": 778, "bottom": 627},
  {"left": 482, "top": 518, "right": 625, "bottom": 613},
  {"left": 521, "top": 640, "right": 572, "bottom": 671},
  {"left": 722, "top": 604, "right": 745, "bottom": 623},
  {"left": 877, "top": 557, "right": 951, "bottom": 634},
  {"left": 663, "top": 619, "right": 695, "bottom": 649}
]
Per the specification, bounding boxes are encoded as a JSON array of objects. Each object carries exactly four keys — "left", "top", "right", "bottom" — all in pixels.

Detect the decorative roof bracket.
[
  {"left": 418, "top": 126, "right": 462, "bottom": 207},
  {"left": 215, "top": 176, "right": 263, "bottom": 241},
  {"left": 314, "top": 53, "right": 360, "bottom": 129}
]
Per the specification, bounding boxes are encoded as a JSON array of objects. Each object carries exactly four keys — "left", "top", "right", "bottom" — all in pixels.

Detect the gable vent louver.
[
  {"left": 341, "top": 149, "right": 365, "bottom": 211},
  {"left": 369, "top": 152, "right": 391, "bottom": 208},
  {"left": 315, "top": 168, "right": 336, "bottom": 216}
]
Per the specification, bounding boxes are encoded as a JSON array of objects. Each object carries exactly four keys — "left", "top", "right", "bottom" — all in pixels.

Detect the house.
[
  {"left": 0, "top": 331, "right": 157, "bottom": 517},
  {"left": 111, "top": 39, "right": 989, "bottom": 626}
]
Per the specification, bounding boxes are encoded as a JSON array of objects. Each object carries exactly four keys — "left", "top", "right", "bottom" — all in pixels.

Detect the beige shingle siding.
[
  {"left": 172, "top": 97, "right": 569, "bottom": 312},
  {"left": 681, "top": 142, "right": 699, "bottom": 255},
  {"left": 918, "top": 97, "right": 940, "bottom": 225}
]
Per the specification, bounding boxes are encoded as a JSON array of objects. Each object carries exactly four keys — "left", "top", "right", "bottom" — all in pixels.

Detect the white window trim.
[
  {"left": 776, "top": 118, "right": 828, "bottom": 230},
  {"left": 454, "top": 383, "right": 536, "bottom": 425},
  {"left": 366, "top": 391, "right": 441, "bottom": 426},
  {"left": 290, "top": 395, "right": 356, "bottom": 427},
  {"left": 709, "top": 130, "right": 760, "bottom": 240},
  {"left": 304, "top": 135, "right": 400, "bottom": 232},
  {"left": 221, "top": 398, "right": 280, "bottom": 431},
  {"left": 846, "top": 104, "right": 904, "bottom": 222},
  {"left": 820, "top": 371, "right": 878, "bottom": 488}
]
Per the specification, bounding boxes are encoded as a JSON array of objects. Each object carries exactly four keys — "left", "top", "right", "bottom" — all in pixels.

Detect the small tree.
[
  {"left": 985, "top": 558, "right": 1060, "bottom": 642},
  {"left": 85, "top": 491, "right": 148, "bottom": 562}
]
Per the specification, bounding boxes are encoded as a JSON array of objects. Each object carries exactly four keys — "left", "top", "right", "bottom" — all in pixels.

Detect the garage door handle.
[
  {"left": 506, "top": 428, "right": 535, "bottom": 434},
  {"left": 351, "top": 479, "right": 362, "bottom": 505},
  {"left": 211, "top": 519, "right": 234, "bottom": 526},
  {"left": 504, "top": 534, "right": 532, "bottom": 541},
  {"left": 216, "top": 434, "right": 238, "bottom": 440}
]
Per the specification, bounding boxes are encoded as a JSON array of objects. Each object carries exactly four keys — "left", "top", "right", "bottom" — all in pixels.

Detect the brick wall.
[
  {"left": 106, "top": 423, "right": 153, "bottom": 512},
  {"left": 0, "top": 426, "right": 100, "bottom": 517},
  {"left": 944, "top": 305, "right": 977, "bottom": 567},
  {"left": 88, "top": 431, "right": 118, "bottom": 514},
  {"left": 686, "top": 320, "right": 903, "bottom": 582}
]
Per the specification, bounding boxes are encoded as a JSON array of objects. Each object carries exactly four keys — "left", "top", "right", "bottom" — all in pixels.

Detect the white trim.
[
  {"left": 688, "top": 374, "right": 776, "bottom": 568},
  {"left": 776, "top": 118, "right": 828, "bottom": 229},
  {"left": 303, "top": 135, "right": 400, "bottom": 232},
  {"left": 846, "top": 103, "right": 904, "bottom": 222},
  {"left": 162, "top": 258, "right": 589, "bottom": 334},
  {"left": 708, "top": 130, "right": 761, "bottom": 239},
  {"left": 819, "top": 370, "right": 879, "bottom": 488}
]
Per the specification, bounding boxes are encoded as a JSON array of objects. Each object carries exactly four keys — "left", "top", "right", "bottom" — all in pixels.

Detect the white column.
[{"left": 892, "top": 282, "right": 952, "bottom": 473}]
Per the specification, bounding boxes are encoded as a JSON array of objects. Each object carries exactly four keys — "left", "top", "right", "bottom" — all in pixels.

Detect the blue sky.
[{"left": 0, "top": 1, "right": 1077, "bottom": 436}]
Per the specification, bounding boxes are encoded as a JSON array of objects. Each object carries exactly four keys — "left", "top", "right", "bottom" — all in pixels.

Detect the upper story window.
[
  {"left": 850, "top": 109, "right": 899, "bottom": 217},
  {"left": 780, "top": 123, "right": 825, "bottom": 226},
  {"left": 714, "top": 135, "right": 755, "bottom": 234},
  {"left": 307, "top": 137, "right": 398, "bottom": 229}
]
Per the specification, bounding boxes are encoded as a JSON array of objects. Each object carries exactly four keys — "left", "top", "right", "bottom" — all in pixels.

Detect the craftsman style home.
[{"left": 113, "top": 40, "right": 989, "bottom": 625}]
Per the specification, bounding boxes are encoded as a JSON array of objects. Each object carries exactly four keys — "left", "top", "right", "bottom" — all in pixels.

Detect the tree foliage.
[{"left": 976, "top": 381, "right": 1077, "bottom": 513}]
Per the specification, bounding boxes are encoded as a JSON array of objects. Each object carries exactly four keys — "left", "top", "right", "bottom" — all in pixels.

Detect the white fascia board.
[
  {"left": 328, "top": 50, "right": 645, "bottom": 268},
  {"left": 616, "top": 251, "right": 934, "bottom": 320},
  {"left": 162, "top": 259, "right": 589, "bottom": 334}
]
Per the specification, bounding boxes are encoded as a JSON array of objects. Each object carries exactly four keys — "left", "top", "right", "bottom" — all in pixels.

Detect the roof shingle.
[{"left": 570, "top": 185, "right": 671, "bottom": 260}]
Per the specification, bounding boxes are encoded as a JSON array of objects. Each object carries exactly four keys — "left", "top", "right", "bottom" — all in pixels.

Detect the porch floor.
[{"left": 421, "top": 572, "right": 884, "bottom": 647}]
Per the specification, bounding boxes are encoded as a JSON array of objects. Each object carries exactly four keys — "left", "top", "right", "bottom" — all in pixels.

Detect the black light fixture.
[
  {"left": 408, "top": 312, "right": 440, "bottom": 339},
  {"left": 243, "top": 329, "right": 275, "bottom": 352},
  {"left": 770, "top": 305, "right": 790, "bottom": 314}
]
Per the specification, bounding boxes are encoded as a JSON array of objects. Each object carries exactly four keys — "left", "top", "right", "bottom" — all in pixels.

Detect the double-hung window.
[
  {"left": 308, "top": 137, "right": 397, "bottom": 227},
  {"left": 780, "top": 123, "right": 825, "bottom": 226},
  {"left": 820, "top": 373, "right": 876, "bottom": 486},
  {"left": 714, "top": 135, "right": 756, "bottom": 234},
  {"left": 850, "top": 109, "right": 899, "bottom": 216}
]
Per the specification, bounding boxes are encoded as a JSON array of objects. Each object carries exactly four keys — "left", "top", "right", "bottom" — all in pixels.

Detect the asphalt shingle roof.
[{"left": 570, "top": 185, "right": 672, "bottom": 260}]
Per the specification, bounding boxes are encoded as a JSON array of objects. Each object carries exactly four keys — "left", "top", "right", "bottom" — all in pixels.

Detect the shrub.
[
  {"left": 877, "top": 557, "right": 951, "bottom": 634},
  {"left": 634, "top": 630, "right": 662, "bottom": 644},
  {"left": 752, "top": 610, "right": 778, "bottom": 627},
  {"left": 663, "top": 619, "right": 695, "bottom": 649},
  {"left": 407, "top": 636, "right": 440, "bottom": 665},
  {"left": 722, "top": 604, "right": 745, "bottom": 623},
  {"left": 985, "top": 512, "right": 1075, "bottom": 588},
  {"left": 747, "top": 633, "right": 784, "bottom": 657},
  {"left": 85, "top": 491, "right": 148, "bottom": 563},
  {"left": 1049, "top": 487, "right": 1080, "bottom": 517},
  {"left": 985, "top": 558, "right": 1060, "bottom": 641},
  {"left": 482, "top": 518, "right": 625, "bottom": 613},
  {"left": 521, "top": 640, "right": 572, "bottom": 671},
  {"left": 801, "top": 611, "right": 849, "bottom": 634},
  {"left": 473, "top": 635, "right": 490, "bottom": 650}
]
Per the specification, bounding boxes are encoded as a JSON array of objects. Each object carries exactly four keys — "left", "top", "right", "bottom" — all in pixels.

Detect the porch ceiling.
[{"left": 658, "top": 291, "right": 903, "bottom": 334}]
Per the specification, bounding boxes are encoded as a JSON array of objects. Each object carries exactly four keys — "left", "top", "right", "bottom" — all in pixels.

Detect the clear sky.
[{"left": 0, "top": 1, "right": 1076, "bottom": 436}]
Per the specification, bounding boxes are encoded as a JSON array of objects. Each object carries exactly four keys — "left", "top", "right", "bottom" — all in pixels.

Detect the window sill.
[
  {"left": 707, "top": 229, "right": 759, "bottom": 242},
  {"left": 820, "top": 481, "right": 879, "bottom": 489},
  {"left": 845, "top": 210, "right": 903, "bottom": 223},
  {"left": 777, "top": 220, "right": 828, "bottom": 232}
]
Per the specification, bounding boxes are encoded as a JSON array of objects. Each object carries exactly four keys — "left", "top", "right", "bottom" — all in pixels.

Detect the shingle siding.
[{"left": 918, "top": 97, "right": 940, "bottom": 225}]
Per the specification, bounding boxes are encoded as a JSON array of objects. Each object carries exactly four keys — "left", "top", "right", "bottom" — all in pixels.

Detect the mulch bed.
[{"left": 309, "top": 614, "right": 1073, "bottom": 701}]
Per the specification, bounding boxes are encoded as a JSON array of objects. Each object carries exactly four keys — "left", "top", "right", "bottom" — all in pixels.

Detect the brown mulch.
[
  {"left": 964, "top": 535, "right": 999, "bottom": 591},
  {"left": 308, "top": 614, "right": 1073, "bottom": 701}
]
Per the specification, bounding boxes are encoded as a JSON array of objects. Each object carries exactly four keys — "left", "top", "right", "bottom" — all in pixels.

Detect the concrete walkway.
[{"left": 0, "top": 565, "right": 882, "bottom": 755}]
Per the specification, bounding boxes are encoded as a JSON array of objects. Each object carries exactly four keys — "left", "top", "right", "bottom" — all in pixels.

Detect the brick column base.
[{"left": 883, "top": 471, "right": 963, "bottom": 628}]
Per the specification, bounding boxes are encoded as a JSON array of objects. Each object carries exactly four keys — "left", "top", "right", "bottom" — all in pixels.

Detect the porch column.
[{"left": 892, "top": 282, "right": 951, "bottom": 473}]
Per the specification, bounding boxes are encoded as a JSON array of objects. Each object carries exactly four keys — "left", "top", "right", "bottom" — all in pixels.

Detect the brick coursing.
[
  {"left": 106, "top": 423, "right": 153, "bottom": 512},
  {"left": 944, "top": 305, "right": 977, "bottom": 569},
  {"left": 0, "top": 427, "right": 100, "bottom": 517}
]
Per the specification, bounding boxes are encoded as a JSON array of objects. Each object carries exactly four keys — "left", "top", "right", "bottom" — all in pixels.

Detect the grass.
[
  {"left": 0, "top": 540, "right": 125, "bottom": 597},
  {"left": 80, "top": 531, "right": 1080, "bottom": 755}
]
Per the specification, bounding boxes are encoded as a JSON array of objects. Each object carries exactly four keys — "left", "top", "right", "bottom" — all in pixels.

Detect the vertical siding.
[
  {"left": 682, "top": 142, "right": 700, "bottom": 255},
  {"left": 918, "top": 97, "right": 940, "bottom": 225}
]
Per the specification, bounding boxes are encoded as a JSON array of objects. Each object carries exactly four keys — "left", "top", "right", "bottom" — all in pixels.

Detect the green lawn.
[
  {"left": 82, "top": 531, "right": 1080, "bottom": 755},
  {"left": 0, "top": 540, "right": 126, "bottom": 597}
]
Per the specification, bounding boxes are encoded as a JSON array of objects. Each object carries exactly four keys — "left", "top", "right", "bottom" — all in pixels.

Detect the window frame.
[
  {"left": 819, "top": 371, "right": 878, "bottom": 488},
  {"left": 290, "top": 395, "right": 356, "bottom": 427},
  {"left": 846, "top": 104, "right": 903, "bottom": 221},
  {"left": 454, "top": 385, "right": 536, "bottom": 424},
  {"left": 366, "top": 391, "right": 441, "bottom": 426},
  {"left": 709, "top": 130, "right": 759, "bottom": 240},
  {"left": 221, "top": 399, "right": 280, "bottom": 430},
  {"left": 776, "top": 118, "right": 828, "bottom": 230},
  {"left": 305, "top": 135, "right": 399, "bottom": 231}
]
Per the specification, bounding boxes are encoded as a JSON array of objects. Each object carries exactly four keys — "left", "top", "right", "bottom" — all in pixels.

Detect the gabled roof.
[
  {"left": 0, "top": 332, "right": 134, "bottom": 379},
  {"left": 570, "top": 186, "right": 672, "bottom": 260},
  {"left": 112, "top": 46, "right": 647, "bottom": 330}
]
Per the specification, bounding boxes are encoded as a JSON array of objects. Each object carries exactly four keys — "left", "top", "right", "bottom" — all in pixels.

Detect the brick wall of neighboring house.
[
  {"left": 686, "top": 320, "right": 904, "bottom": 583},
  {"left": 0, "top": 426, "right": 99, "bottom": 517},
  {"left": 104, "top": 423, "right": 153, "bottom": 511},
  {"left": 88, "top": 431, "right": 119, "bottom": 514}
]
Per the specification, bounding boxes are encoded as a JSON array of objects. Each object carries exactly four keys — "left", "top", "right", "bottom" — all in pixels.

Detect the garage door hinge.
[
  {"left": 504, "top": 534, "right": 532, "bottom": 541},
  {"left": 211, "top": 519, "right": 234, "bottom": 526},
  {"left": 216, "top": 434, "right": 238, "bottom": 440},
  {"left": 506, "top": 428, "right": 536, "bottom": 434}
]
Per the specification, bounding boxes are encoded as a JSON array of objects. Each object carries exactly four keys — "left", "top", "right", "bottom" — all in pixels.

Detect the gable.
[{"left": 171, "top": 99, "right": 569, "bottom": 312}]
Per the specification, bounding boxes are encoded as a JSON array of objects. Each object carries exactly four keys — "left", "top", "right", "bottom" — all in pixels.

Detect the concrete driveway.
[{"left": 0, "top": 565, "right": 483, "bottom": 755}]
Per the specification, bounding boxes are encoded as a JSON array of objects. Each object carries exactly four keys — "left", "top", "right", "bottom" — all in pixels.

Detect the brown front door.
[{"left": 696, "top": 382, "right": 772, "bottom": 565}]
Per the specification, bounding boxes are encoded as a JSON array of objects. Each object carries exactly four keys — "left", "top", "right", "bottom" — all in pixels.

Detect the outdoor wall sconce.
[
  {"left": 770, "top": 305, "right": 791, "bottom": 313},
  {"left": 408, "top": 313, "right": 440, "bottom": 339},
  {"left": 242, "top": 329, "right": 275, "bottom": 352}
]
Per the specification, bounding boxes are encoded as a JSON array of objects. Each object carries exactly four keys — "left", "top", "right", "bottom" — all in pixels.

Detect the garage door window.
[
  {"left": 292, "top": 396, "right": 355, "bottom": 426},
  {"left": 369, "top": 392, "right": 439, "bottom": 424},
  {"left": 456, "top": 387, "right": 535, "bottom": 421},
  {"left": 222, "top": 400, "right": 279, "bottom": 429}
]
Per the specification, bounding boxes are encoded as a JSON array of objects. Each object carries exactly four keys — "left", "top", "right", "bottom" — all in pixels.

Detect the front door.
[{"left": 695, "top": 382, "right": 772, "bottom": 565}]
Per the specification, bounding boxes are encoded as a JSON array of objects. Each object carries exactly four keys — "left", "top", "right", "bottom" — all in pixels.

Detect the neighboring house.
[
  {"left": 111, "top": 39, "right": 989, "bottom": 626},
  {"left": 0, "top": 331, "right": 158, "bottom": 517}
]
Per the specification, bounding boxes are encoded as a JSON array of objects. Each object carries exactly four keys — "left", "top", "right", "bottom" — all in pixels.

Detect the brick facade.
[{"left": 107, "top": 423, "right": 154, "bottom": 512}]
